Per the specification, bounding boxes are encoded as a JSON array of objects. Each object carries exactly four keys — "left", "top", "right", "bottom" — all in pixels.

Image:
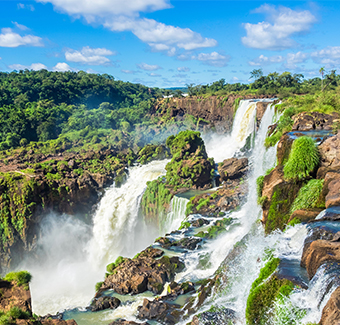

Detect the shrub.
[
  {"left": 95, "top": 281, "right": 103, "bottom": 292},
  {"left": 256, "top": 176, "right": 265, "bottom": 200},
  {"left": 283, "top": 136, "right": 320, "bottom": 180},
  {"left": 290, "top": 179, "right": 325, "bottom": 213},
  {"left": 4, "top": 271, "right": 32, "bottom": 288}
]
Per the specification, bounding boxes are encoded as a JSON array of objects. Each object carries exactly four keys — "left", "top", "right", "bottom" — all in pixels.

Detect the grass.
[
  {"left": 283, "top": 136, "right": 320, "bottom": 181},
  {"left": 290, "top": 179, "right": 325, "bottom": 213}
]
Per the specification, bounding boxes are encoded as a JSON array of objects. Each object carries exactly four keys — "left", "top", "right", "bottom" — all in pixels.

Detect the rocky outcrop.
[
  {"left": 287, "top": 208, "right": 323, "bottom": 223},
  {"left": 90, "top": 296, "right": 120, "bottom": 312},
  {"left": 261, "top": 166, "right": 302, "bottom": 233},
  {"left": 190, "top": 308, "right": 236, "bottom": 325},
  {"left": 101, "top": 248, "right": 184, "bottom": 295},
  {"left": 291, "top": 112, "right": 339, "bottom": 131},
  {"left": 319, "top": 131, "right": 340, "bottom": 167},
  {"left": 320, "top": 286, "right": 340, "bottom": 325},
  {"left": 301, "top": 239, "right": 340, "bottom": 279},
  {"left": 218, "top": 158, "right": 248, "bottom": 182},
  {"left": 276, "top": 134, "right": 294, "bottom": 166},
  {"left": 0, "top": 279, "right": 31, "bottom": 313}
]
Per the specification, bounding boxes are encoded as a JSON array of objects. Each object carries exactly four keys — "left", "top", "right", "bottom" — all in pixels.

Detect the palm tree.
[{"left": 319, "top": 67, "right": 325, "bottom": 90}]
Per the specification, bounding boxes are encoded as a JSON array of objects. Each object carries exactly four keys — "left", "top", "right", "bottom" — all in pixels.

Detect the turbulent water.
[
  {"left": 19, "top": 98, "right": 331, "bottom": 324},
  {"left": 24, "top": 160, "right": 187, "bottom": 315}
]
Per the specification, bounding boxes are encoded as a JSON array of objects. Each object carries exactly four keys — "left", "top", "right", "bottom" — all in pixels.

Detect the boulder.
[
  {"left": 323, "top": 172, "right": 340, "bottom": 208},
  {"left": 320, "top": 286, "right": 340, "bottom": 325},
  {"left": 218, "top": 158, "right": 248, "bottom": 181},
  {"left": 102, "top": 248, "right": 184, "bottom": 295},
  {"left": 319, "top": 132, "right": 340, "bottom": 168},
  {"left": 108, "top": 321, "right": 150, "bottom": 325},
  {"left": 137, "top": 298, "right": 181, "bottom": 325},
  {"left": 288, "top": 208, "right": 324, "bottom": 223},
  {"left": 301, "top": 240, "right": 340, "bottom": 279},
  {"left": 190, "top": 308, "right": 236, "bottom": 325},
  {"left": 90, "top": 296, "right": 120, "bottom": 312}
]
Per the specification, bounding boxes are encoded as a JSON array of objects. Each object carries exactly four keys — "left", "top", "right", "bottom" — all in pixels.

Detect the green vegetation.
[
  {"left": 246, "top": 257, "right": 295, "bottom": 325},
  {"left": 141, "top": 178, "right": 173, "bottom": 223},
  {"left": 195, "top": 218, "right": 233, "bottom": 239},
  {"left": 3, "top": 271, "right": 31, "bottom": 290},
  {"left": 265, "top": 184, "right": 301, "bottom": 234},
  {"left": 287, "top": 218, "right": 302, "bottom": 228},
  {"left": 256, "top": 175, "right": 265, "bottom": 203},
  {"left": 283, "top": 136, "right": 320, "bottom": 181},
  {"left": 0, "top": 307, "right": 31, "bottom": 325},
  {"left": 106, "top": 256, "right": 127, "bottom": 274},
  {"left": 290, "top": 179, "right": 325, "bottom": 213}
]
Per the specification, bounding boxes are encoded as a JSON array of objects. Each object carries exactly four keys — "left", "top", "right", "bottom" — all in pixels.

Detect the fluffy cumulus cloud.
[
  {"left": 311, "top": 47, "right": 340, "bottom": 68},
  {"left": 0, "top": 28, "right": 43, "bottom": 47},
  {"left": 192, "top": 52, "right": 229, "bottom": 67},
  {"left": 53, "top": 62, "right": 74, "bottom": 71},
  {"left": 9, "top": 63, "right": 47, "bottom": 70},
  {"left": 249, "top": 54, "right": 285, "bottom": 66},
  {"left": 242, "top": 5, "right": 316, "bottom": 50},
  {"left": 65, "top": 46, "right": 116, "bottom": 65},
  {"left": 137, "top": 62, "right": 162, "bottom": 71},
  {"left": 249, "top": 52, "right": 309, "bottom": 69},
  {"left": 36, "top": 0, "right": 217, "bottom": 54}
]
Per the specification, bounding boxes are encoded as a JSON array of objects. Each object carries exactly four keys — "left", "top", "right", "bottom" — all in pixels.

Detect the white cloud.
[
  {"left": 18, "top": 3, "right": 35, "bottom": 11},
  {"left": 232, "top": 77, "right": 239, "bottom": 82},
  {"left": 13, "top": 22, "right": 29, "bottom": 31},
  {"left": 286, "top": 51, "right": 309, "bottom": 69},
  {"left": 0, "top": 28, "right": 43, "bottom": 47},
  {"left": 121, "top": 69, "right": 139, "bottom": 74},
  {"left": 36, "top": 0, "right": 171, "bottom": 18},
  {"left": 249, "top": 52, "right": 309, "bottom": 69},
  {"left": 53, "top": 62, "right": 74, "bottom": 71},
  {"left": 311, "top": 47, "right": 340, "bottom": 68},
  {"left": 65, "top": 46, "right": 116, "bottom": 65},
  {"left": 9, "top": 63, "right": 47, "bottom": 70},
  {"left": 149, "top": 72, "right": 161, "bottom": 77},
  {"left": 137, "top": 62, "right": 162, "bottom": 71},
  {"left": 37, "top": 0, "right": 217, "bottom": 53},
  {"left": 178, "top": 66, "right": 190, "bottom": 72},
  {"left": 242, "top": 5, "right": 316, "bottom": 50},
  {"left": 249, "top": 54, "right": 285, "bottom": 66},
  {"left": 192, "top": 52, "right": 229, "bottom": 67}
]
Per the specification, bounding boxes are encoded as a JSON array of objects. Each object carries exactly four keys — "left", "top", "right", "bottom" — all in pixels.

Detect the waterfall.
[
  {"left": 161, "top": 196, "right": 188, "bottom": 233},
  {"left": 88, "top": 159, "right": 169, "bottom": 268},
  {"left": 203, "top": 99, "right": 274, "bottom": 163}
]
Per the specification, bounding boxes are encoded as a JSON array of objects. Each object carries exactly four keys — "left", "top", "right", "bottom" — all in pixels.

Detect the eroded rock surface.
[{"left": 218, "top": 158, "right": 248, "bottom": 182}]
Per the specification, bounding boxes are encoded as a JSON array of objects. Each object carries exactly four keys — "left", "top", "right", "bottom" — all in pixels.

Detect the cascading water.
[
  {"left": 161, "top": 196, "right": 189, "bottom": 233},
  {"left": 88, "top": 159, "right": 170, "bottom": 268},
  {"left": 203, "top": 99, "right": 274, "bottom": 162},
  {"left": 23, "top": 160, "right": 177, "bottom": 316}
]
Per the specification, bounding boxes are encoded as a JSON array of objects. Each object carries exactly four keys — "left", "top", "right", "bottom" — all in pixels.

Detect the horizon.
[{"left": 1, "top": 0, "right": 339, "bottom": 88}]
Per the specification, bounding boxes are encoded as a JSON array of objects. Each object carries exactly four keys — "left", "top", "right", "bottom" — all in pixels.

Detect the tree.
[
  {"left": 250, "top": 69, "right": 263, "bottom": 80},
  {"left": 319, "top": 67, "right": 325, "bottom": 90}
]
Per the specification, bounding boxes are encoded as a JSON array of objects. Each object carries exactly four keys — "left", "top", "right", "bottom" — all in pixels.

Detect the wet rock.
[
  {"left": 156, "top": 236, "right": 202, "bottom": 250},
  {"left": 190, "top": 307, "right": 236, "bottom": 325},
  {"left": 103, "top": 248, "right": 184, "bottom": 295},
  {"left": 40, "top": 320, "right": 78, "bottom": 325},
  {"left": 90, "top": 296, "right": 120, "bottom": 312},
  {"left": 277, "top": 134, "right": 294, "bottom": 166},
  {"left": 320, "top": 286, "right": 340, "bottom": 325},
  {"left": 319, "top": 132, "right": 340, "bottom": 168},
  {"left": 323, "top": 172, "right": 340, "bottom": 208},
  {"left": 218, "top": 158, "right": 248, "bottom": 181},
  {"left": 301, "top": 239, "right": 340, "bottom": 279},
  {"left": 137, "top": 298, "right": 181, "bottom": 325},
  {"left": 292, "top": 112, "right": 339, "bottom": 131},
  {"left": 288, "top": 208, "right": 324, "bottom": 223},
  {"left": 191, "top": 218, "right": 209, "bottom": 228}
]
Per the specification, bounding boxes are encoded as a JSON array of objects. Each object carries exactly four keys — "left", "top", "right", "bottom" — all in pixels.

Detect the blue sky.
[{"left": 0, "top": 0, "right": 339, "bottom": 87}]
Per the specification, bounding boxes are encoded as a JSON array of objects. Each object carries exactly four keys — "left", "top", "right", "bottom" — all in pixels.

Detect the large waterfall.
[{"left": 25, "top": 98, "right": 327, "bottom": 324}]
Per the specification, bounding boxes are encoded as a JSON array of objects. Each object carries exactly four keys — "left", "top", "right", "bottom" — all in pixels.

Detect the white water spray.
[{"left": 88, "top": 160, "right": 169, "bottom": 268}]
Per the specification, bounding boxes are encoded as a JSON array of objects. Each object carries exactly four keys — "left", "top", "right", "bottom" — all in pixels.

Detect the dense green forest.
[{"left": 0, "top": 69, "right": 338, "bottom": 154}]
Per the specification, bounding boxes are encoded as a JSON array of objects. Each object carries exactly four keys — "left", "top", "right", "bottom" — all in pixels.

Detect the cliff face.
[{"left": 154, "top": 95, "right": 273, "bottom": 133}]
